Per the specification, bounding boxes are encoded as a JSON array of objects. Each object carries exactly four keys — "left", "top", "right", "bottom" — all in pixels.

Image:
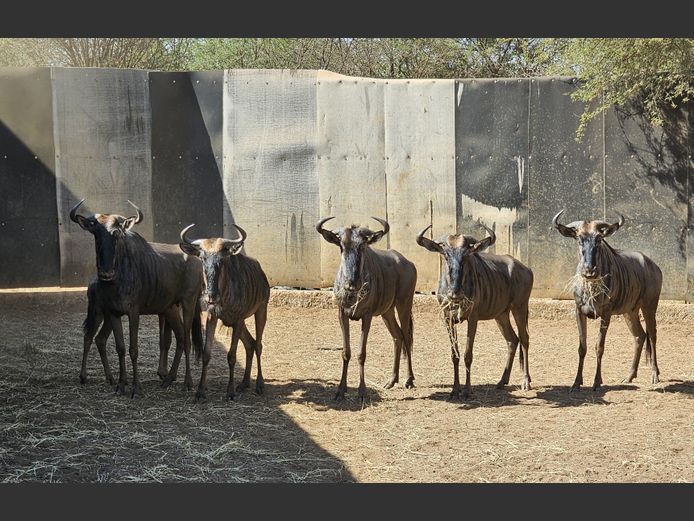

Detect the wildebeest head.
[
  {"left": 316, "top": 216, "right": 389, "bottom": 303},
  {"left": 416, "top": 221, "right": 496, "bottom": 302},
  {"left": 552, "top": 209, "right": 624, "bottom": 279},
  {"left": 179, "top": 223, "right": 246, "bottom": 311},
  {"left": 69, "top": 199, "right": 143, "bottom": 282}
]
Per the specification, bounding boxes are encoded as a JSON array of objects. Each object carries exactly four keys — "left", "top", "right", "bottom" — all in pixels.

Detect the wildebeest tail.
[
  {"left": 83, "top": 285, "right": 99, "bottom": 337},
  {"left": 644, "top": 334, "right": 652, "bottom": 365},
  {"left": 192, "top": 299, "right": 204, "bottom": 362},
  {"left": 407, "top": 314, "right": 414, "bottom": 352}
]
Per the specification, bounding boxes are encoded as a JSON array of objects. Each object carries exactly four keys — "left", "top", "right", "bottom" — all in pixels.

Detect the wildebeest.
[
  {"left": 553, "top": 210, "right": 662, "bottom": 390},
  {"left": 79, "top": 279, "right": 175, "bottom": 386},
  {"left": 316, "top": 216, "right": 417, "bottom": 402},
  {"left": 416, "top": 222, "right": 534, "bottom": 399},
  {"left": 179, "top": 223, "right": 270, "bottom": 402},
  {"left": 70, "top": 199, "right": 203, "bottom": 397}
]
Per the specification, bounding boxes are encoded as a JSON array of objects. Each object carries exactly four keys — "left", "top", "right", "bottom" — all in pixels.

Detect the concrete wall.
[{"left": 0, "top": 68, "right": 691, "bottom": 301}]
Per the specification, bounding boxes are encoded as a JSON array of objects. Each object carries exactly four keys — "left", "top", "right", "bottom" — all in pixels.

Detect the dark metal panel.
[
  {"left": 455, "top": 78, "right": 529, "bottom": 263},
  {"left": 527, "top": 77, "right": 604, "bottom": 297},
  {"left": 52, "top": 67, "right": 153, "bottom": 287},
  {"left": 604, "top": 101, "right": 689, "bottom": 301},
  {"left": 0, "top": 68, "right": 60, "bottom": 287},
  {"left": 150, "top": 71, "right": 224, "bottom": 243}
]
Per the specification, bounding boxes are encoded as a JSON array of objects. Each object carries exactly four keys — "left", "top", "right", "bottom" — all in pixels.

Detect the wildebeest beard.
[{"left": 333, "top": 273, "right": 371, "bottom": 316}]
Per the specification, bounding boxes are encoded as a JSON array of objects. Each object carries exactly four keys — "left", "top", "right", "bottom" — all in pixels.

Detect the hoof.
[
  {"left": 79, "top": 373, "right": 87, "bottom": 385},
  {"left": 195, "top": 390, "right": 207, "bottom": 403},
  {"left": 106, "top": 375, "right": 116, "bottom": 386},
  {"left": 569, "top": 384, "right": 581, "bottom": 393},
  {"left": 358, "top": 386, "right": 366, "bottom": 402},
  {"left": 651, "top": 373, "right": 660, "bottom": 385},
  {"left": 157, "top": 372, "right": 167, "bottom": 381},
  {"left": 448, "top": 388, "right": 461, "bottom": 401},
  {"left": 184, "top": 377, "right": 194, "bottom": 391},
  {"left": 160, "top": 377, "right": 174, "bottom": 390},
  {"left": 495, "top": 380, "right": 506, "bottom": 390},
  {"left": 236, "top": 380, "right": 250, "bottom": 392},
  {"left": 255, "top": 379, "right": 264, "bottom": 395},
  {"left": 462, "top": 389, "right": 471, "bottom": 400},
  {"left": 520, "top": 380, "right": 531, "bottom": 391},
  {"left": 130, "top": 385, "right": 141, "bottom": 399},
  {"left": 334, "top": 389, "right": 346, "bottom": 402},
  {"left": 227, "top": 391, "right": 236, "bottom": 401},
  {"left": 383, "top": 379, "right": 397, "bottom": 390},
  {"left": 592, "top": 382, "right": 602, "bottom": 391},
  {"left": 622, "top": 374, "right": 636, "bottom": 384},
  {"left": 115, "top": 382, "right": 127, "bottom": 396},
  {"left": 404, "top": 377, "right": 415, "bottom": 389}
]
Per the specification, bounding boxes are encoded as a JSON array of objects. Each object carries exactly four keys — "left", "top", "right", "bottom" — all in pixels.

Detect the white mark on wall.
[
  {"left": 515, "top": 156, "right": 525, "bottom": 193},
  {"left": 460, "top": 193, "right": 521, "bottom": 259},
  {"left": 456, "top": 82, "right": 464, "bottom": 107}
]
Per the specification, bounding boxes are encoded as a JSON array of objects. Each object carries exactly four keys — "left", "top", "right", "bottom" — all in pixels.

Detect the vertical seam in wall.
[
  {"left": 384, "top": 81, "right": 390, "bottom": 250},
  {"left": 687, "top": 102, "right": 692, "bottom": 302},
  {"left": 602, "top": 94, "right": 607, "bottom": 220},
  {"left": 526, "top": 78, "right": 531, "bottom": 265},
  {"left": 50, "top": 67, "right": 64, "bottom": 286}
]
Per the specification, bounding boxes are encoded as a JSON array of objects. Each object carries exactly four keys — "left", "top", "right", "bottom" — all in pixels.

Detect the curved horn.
[
  {"left": 477, "top": 220, "right": 496, "bottom": 246},
  {"left": 615, "top": 212, "right": 625, "bottom": 228},
  {"left": 316, "top": 216, "right": 335, "bottom": 234},
  {"left": 226, "top": 223, "right": 247, "bottom": 244},
  {"left": 552, "top": 209, "right": 565, "bottom": 230},
  {"left": 416, "top": 224, "right": 443, "bottom": 253},
  {"left": 126, "top": 200, "right": 143, "bottom": 224},
  {"left": 69, "top": 198, "right": 86, "bottom": 223},
  {"left": 371, "top": 216, "right": 390, "bottom": 236},
  {"left": 180, "top": 223, "right": 197, "bottom": 245}
]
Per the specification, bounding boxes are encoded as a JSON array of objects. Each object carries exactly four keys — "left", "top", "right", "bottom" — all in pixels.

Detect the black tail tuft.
[
  {"left": 192, "top": 299, "right": 204, "bottom": 362},
  {"left": 83, "top": 284, "right": 99, "bottom": 337}
]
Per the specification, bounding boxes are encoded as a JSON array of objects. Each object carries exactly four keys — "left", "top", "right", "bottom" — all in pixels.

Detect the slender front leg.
[
  {"left": 592, "top": 315, "right": 611, "bottom": 390},
  {"left": 195, "top": 314, "right": 218, "bottom": 402},
  {"left": 128, "top": 312, "right": 141, "bottom": 398},
  {"left": 381, "top": 309, "right": 402, "bottom": 389},
  {"left": 335, "top": 308, "right": 351, "bottom": 401},
  {"left": 80, "top": 311, "right": 103, "bottom": 384},
  {"left": 463, "top": 318, "right": 477, "bottom": 399},
  {"left": 237, "top": 323, "right": 255, "bottom": 392},
  {"left": 253, "top": 304, "right": 268, "bottom": 395},
  {"left": 94, "top": 317, "right": 114, "bottom": 386},
  {"left": 643, "top": 309, "right": 660, "bottom": 384},
  {"left": 571, "top": 309, "right": 588, "bottom": 392},
  {"left": 226, "top": 323, "right": 243, "bottom": 401},
  {"left": 622, "top": 311, "right": 646, "bottom": 383},
  {"left": 357, "top": 314, "right": 372, "bottom": 403},
  {"left": 450, "top": 320, "right": 462, "bottom": 400},
  {"left": 110, "top": 315, "right": 128, "bottom": 396}
]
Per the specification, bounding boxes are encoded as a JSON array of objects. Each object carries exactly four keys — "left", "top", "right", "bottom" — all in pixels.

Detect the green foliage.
[{"left": 559, "top": 38, "right": 694, "bottom": 139}]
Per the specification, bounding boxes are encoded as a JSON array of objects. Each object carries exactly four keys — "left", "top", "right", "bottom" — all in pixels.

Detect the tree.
[{"left": 559, "top": 38, "right": 694, "bottom": 138}]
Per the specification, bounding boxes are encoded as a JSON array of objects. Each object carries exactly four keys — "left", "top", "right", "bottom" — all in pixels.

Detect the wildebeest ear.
[
  {"left": 316, "top": 217, "right": 341, "bottom": 246},
  {"left": 73, "top": 214, "right": 93, "bottom": 231},
  {"left": 179, "top": 242, "right": 200, "bottom": 256},
  {"left": 469, "top": 236, "right": 493, "bottom": 253},
  {"left": 122, "top": 216, "right": 139, "bottom": 232},
  {"left": 228, "top": 243, "right": 244, "bottom": 256},
  {"left": 598, "top": 213, "right": 624, "bottom": 238},
  {"left": 365, "top": 230, "right": 385, "bottom": 244}
]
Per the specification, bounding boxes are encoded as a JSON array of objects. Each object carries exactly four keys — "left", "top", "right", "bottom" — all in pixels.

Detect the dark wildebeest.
[
  {"left": 179, "top": 223, "right": 270, "bottom": 402},
  {"left": 79, "top": 279, "right": 176, "bottom": 386},
  {"left": 70, "top": 199, "right": 203, "bottom": 397},
  {"left": 553, "top": 210, "right": 662, "bottom": 391},
  {"left": 416, "top": 222, "right": 534, "bottom": 399},
  {"left": 316, "top": 216, "right": 417, "bottom": 403}
]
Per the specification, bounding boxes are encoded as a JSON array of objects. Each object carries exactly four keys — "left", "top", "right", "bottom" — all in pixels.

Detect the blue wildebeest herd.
[{"left": 72, "top": 199, "right": 663, "bottom": 403}]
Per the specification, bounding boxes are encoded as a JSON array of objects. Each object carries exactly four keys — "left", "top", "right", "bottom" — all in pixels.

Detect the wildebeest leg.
[
  {"left": 495, "top": 313, "right": 519, "bottom": 389},
  {"left": 381, "top": 308, "right": 402, "bottom": 389},
  {"left": 622, "top": 310, "right": 647, "bottom": 383},
  {"left": 111, "top": 315, "right": 128, "bottom": 396},
  {"left": 80, "top": 310, "right": 103, "bottom": 384},
  {"left": 643, "top": 308, "right": 660, "bottom": 384},
  {"left": 180, "top": 301, "right": 195, "bottom": 391},
  {"left": 158, "top": 314, "right": 172, "bottom": 381},
  {"left": 226, "top": 322, "right": 243, "bottom": 401},
  {"left": 571, "top": 309, "right": 588, "bottom": 392},
  {"left": 237, "top": 323, "right": 255, "bottom": 392},
  {"left": 335, "top": 309, "right": 351, "bottom": 401},
  {"left": 396, "top": 301, "right": 415, "bottom": 389},
  {"left": 160, "top": 307, "right": 184, "bottom": 390},
  {"left": 512, "top": 304, "right": 531, "bottom": 390},
  {"left": 128, "top": 312, "right": 142, "bottom": 398},
  {"left": 195, "top": 314, "right": 218, "bottom": 402},
  {"left": 592, "top": 315, "right": 611, "bottom": 391},
  {"left": 462, "top": 319, "right": 477, "bottom": 399},
  {"left": 94, "top": 317, "right": 114, "bottom": 386},
  {"left": 253, "top": 303, "right": 268, "bottom": 395},
  {"left": 449, "top": 320, "right": 462, "bottom": 400},
  {"left": 357, "top": 314, "right": 373, "bottom": 403}
]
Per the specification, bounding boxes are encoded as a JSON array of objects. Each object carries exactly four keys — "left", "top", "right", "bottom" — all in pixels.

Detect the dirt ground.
[{"left": 0, "top": 292, "right": 692, "bottom": 482}]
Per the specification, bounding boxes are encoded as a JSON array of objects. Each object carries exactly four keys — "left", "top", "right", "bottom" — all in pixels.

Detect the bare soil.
[{"left": 1, "top": 291, "right": 692, "bottom": 482}]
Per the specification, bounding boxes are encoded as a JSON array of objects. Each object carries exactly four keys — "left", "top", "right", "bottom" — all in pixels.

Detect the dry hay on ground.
[{"left": 0, "top": 292, "right": 692, "bottom": 482}]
